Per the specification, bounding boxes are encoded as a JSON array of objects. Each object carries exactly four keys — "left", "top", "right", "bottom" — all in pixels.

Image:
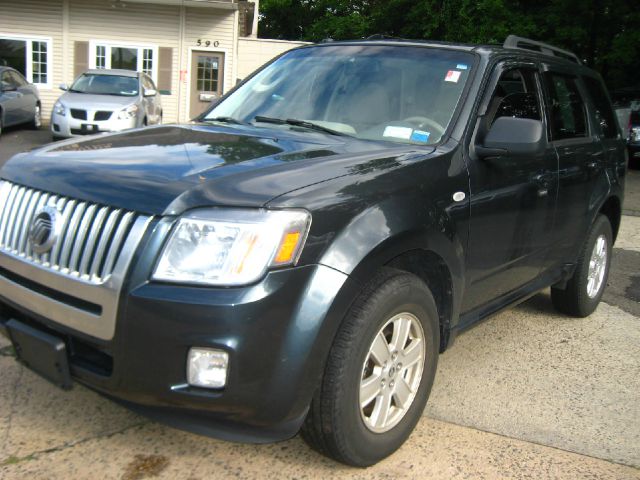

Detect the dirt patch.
[{"left": 121, "top": 455, "right": 170, "bottom": 480}]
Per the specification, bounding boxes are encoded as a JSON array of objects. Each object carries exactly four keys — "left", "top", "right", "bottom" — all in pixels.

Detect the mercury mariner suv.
[{"left": 0, "top": 36, "right": 626, "bottom": 466}]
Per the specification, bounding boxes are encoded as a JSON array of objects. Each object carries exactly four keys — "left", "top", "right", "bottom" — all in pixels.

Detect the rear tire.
[
  {"left": 551, "top": 214, "right": 612, "bottom": 317},
  {"left": 301, "top": 268, "right": 439, "bottom": 466},
  {"left": 30, "top": 103, "right": 42, "bottom": 129}
]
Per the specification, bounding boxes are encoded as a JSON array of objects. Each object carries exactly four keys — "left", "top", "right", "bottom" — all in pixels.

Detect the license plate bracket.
[
  {"left": 6, "top": 319, "right": 72, "bottom": 390},
  {"left": 81, "top": 123, "right": 99, "bottom": 133}
]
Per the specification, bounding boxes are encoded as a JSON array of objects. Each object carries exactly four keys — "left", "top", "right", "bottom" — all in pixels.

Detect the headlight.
[
  {"left": 53, "top": 101, "right": 66, "bottom": 116},
  {"left": 117, "top": 104, "right": 139, "bottom": 120},
  {"left": 632, "top": 127, "right": 640, "bottom": 142},
  {"left": 153, "top": 209, "right": 311, "bottom": 286}
]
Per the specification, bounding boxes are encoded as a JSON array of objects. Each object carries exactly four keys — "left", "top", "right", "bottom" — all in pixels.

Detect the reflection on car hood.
[
  {"left": 0, "top": 124, "right": 434, "bottom": 215},
  {"left": 57, "top": 92, "right": 137, "bottom": 111}
]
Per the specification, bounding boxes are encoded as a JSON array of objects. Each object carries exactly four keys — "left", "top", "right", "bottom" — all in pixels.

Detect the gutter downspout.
[{"left": 177, "top": 2, "right": 186, "bottom": 122}]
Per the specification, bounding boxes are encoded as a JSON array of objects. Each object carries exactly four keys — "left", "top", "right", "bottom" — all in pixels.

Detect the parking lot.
[{"left": 0, "top": 130, "right": 639, "bottom": 479}]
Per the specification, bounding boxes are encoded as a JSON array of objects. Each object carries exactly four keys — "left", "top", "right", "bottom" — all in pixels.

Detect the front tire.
[
  {"left": 301, "top": 268, "right": 439, "bottom": 466},
  {"left": 551, "top": 214, "right": 613, "bottom": 317}
]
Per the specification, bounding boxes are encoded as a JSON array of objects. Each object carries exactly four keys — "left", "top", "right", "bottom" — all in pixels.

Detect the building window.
[
  {"left": 142, "top": 48, "right": 153, "bottom": 76},
  {"left": 0, "top": 36, "right": 52, "bottom": 86},
  {"left": 197, "top": 56, "right": 219, "bottom": 92},
  {"left": 31, "top": 41, "right": 48, "bottom": 84},
  {"left": 90, "top": 42, "right": 157, "bottom": 82},
  {"left": 96, "top": 45, "right": 106, "bottom": 69}
]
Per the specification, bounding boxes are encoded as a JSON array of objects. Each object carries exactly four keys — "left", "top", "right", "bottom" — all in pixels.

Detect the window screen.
[
  {"left": 582, "top": 75, "right": 618, "bottom": 139},
  {"left": 544, "top": 73, "right": 588, "bottom": 140}
]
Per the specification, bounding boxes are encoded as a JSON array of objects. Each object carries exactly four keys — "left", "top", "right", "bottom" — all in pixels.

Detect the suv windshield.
[
  {"left": 70, "top": 74, "right": 139, "bottom": 97},
  {"left": 206, "top": 45, "right": 474, "bottom": 145}
]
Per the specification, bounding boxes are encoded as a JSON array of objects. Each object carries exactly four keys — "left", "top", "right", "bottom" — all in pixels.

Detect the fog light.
[{"left": 187, "top": 348, "right": 229, "bottom": 388}]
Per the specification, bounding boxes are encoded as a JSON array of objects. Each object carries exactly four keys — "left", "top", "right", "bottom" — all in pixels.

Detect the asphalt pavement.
[
  {"left": 0, "top": 130, "right": 639, "bottom": 479},
  {"left": 0, "top": 127, "right": 54, "bottom": 167}
]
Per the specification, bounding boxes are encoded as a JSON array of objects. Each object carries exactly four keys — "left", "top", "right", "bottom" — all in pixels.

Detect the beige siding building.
[{"left": 1, "top": 0, "right": 305, "bottom": 124}]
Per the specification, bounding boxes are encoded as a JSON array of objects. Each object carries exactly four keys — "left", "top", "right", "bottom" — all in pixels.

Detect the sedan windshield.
[
  {"left": 70, "top": 74, "right": 139, "bottom": 97},
  {"left": 206, "top": 45, "right": 474, "bottom": 145}
]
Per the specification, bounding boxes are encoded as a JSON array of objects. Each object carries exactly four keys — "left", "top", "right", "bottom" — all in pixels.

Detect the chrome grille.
[{"left": 0, "top": 180, "right": 139, "bottom": 284}]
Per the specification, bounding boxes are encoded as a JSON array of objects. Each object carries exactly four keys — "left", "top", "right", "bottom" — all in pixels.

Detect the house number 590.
[{"left": 197, "top": 39, "right": 219, "bottom": 47}]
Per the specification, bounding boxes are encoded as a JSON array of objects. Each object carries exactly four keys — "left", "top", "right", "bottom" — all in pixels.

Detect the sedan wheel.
[{"left": 31, "top": 104, "right": 42, "bottom": 129}]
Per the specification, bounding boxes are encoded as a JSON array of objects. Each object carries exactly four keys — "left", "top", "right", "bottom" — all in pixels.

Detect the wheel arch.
[
  {"left": 386, "top": 249, "right": 455, "bottom": 352},
  {"left": 320, "top": 221, "right": 464, "bottom": 353}
]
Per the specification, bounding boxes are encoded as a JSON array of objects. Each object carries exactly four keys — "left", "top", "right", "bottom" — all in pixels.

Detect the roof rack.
[{"left": 503, "top": 35, "right": 581, "bottom": 64}]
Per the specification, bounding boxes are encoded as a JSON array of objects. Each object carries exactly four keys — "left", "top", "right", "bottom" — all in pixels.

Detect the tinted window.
[
  {"left": 544, "top": 73, "right": 588, "bottom": 140},
  {"left": 582, "top": 76, "right": 617, "bottom": 138},
  {"left": 0, "top": 71, "right": 14, "bottom": 90},
  {"left": 630, "top": 110, "right": 640, "bottom": 126},
  {"left": 9, "top": 70, "right": 28, "bottom": 87},
  {"left": 487, "top": 68, "right": 541, "bottom": 126},
  {"left": 142, "top": 75, "right": 155, "bottom": 91}
]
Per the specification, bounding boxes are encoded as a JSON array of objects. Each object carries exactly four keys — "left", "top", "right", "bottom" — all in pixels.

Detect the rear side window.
[
  {"left": 582, "top": 76, "right": 618, "bottom": 138},
  {"left": 544, "top": 73, "right": 588, "bottom": 140}
]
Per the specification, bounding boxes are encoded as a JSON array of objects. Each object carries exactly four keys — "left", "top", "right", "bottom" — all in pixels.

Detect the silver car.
[
  {"left": 51, "top": 69, "right": 162, "bottom": 139},
  {"left": 0, "top": 66, "right": 41, "bottom": 139}
]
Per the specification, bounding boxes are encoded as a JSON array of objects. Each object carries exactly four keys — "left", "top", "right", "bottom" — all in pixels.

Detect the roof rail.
[
  {"left": 503, "top": 35, "right": 581, "bottom": 64},
  {"left": 366, "top": 34, "right": 405, "bottom": 41}
]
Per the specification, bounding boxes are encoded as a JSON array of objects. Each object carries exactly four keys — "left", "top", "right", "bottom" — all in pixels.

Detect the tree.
[{"left": 258, "top": 0, "right": 639, "bottom": 90}]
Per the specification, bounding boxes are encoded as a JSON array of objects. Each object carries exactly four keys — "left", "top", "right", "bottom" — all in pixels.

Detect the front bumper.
[
  {"left": 50, "top": 110, "right": 138, "bottom": 138},
  {"left": 0, "top": 235, "right": 355, "bottom": 441}
]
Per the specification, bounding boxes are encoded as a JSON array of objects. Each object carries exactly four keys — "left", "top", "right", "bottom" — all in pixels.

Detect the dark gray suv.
[{"left": 0, "top": 36, "right": 626, "bottom": 466}]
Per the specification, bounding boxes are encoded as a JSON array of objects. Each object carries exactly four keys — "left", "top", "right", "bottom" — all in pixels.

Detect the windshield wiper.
[
  {"left": 207, "top": 116, "right": 251, "bottom": 126},
  {"left": 253, "top": 116, "right": 349, "bottom": 136}
]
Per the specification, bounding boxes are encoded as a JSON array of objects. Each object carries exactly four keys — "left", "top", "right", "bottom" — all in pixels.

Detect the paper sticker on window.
[
  {"left": 383, "top": 126, "right": 413, "bottom": 140},
  {"left": 445, "top": 70, "right": 462, "bottom": 83},
  {"left": 456, "top": 64, "right": 468, "bottom": 70},
  {"left": 410, "top": 130, "right": 430, "bottom": 143}
]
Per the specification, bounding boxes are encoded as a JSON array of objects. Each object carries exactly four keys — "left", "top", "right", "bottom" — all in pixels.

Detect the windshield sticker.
[
  {"left": 445, "top": 70, "right": 462, "bottom": 83},
  {"left": 456, "top": 64, "right": 469, "bottom": 70},
  {"left": 410, "top": 130, "right": 430, "bottom": 143},
  {"left": 383, "top": 126, "right": 413, "bottom": 140}
]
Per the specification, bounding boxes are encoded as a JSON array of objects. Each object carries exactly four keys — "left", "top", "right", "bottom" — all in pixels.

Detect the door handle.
[{"left": 586, "top": 161, "right": 598, "bottom": 170}]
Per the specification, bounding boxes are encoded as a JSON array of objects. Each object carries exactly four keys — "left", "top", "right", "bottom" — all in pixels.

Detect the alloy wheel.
[
  {"left": 359, "top": 312, "right": 425, "bottom": 433},
  {"left": 587, "top": 234, "right": 607, "bottom": 298}
]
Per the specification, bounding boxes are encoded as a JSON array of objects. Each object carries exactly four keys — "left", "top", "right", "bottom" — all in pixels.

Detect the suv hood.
[{"left": 1, "top": 124, "right": 434, "bottom": 215}]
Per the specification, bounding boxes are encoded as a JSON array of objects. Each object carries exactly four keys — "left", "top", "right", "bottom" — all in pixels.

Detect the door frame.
[{"left": 186, "top": 46, "right": 231, "bottom": 119}]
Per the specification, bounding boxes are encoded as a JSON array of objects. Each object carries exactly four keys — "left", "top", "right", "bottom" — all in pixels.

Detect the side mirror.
[
  {"left": 476, "top": 117, "right": 545, "bottom": 158},
  {"left": 59, "top": 83, "right": 69, "bottom": 91},
  {"left": 144, "top": 88, "right": 157, "bottom": 97}
]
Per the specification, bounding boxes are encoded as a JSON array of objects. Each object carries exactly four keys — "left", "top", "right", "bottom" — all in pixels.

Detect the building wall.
[
  {"left": 0, "top": 0, "right": 238, "bottom": 124},
  {"left": 1, "top": 1, "right": 306, "bottom": 127},
  {"left": 66, "top": 0, "right": 182, "bottom": 123},
  {"left": 0, "top": 0, "right": 64, "bottom": 123},
  {"left": 237, "top": 38, "right": 309, "bottom": 80},
  {"left": 182, "top": 6, "right": 238, "bottom": 120}
]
